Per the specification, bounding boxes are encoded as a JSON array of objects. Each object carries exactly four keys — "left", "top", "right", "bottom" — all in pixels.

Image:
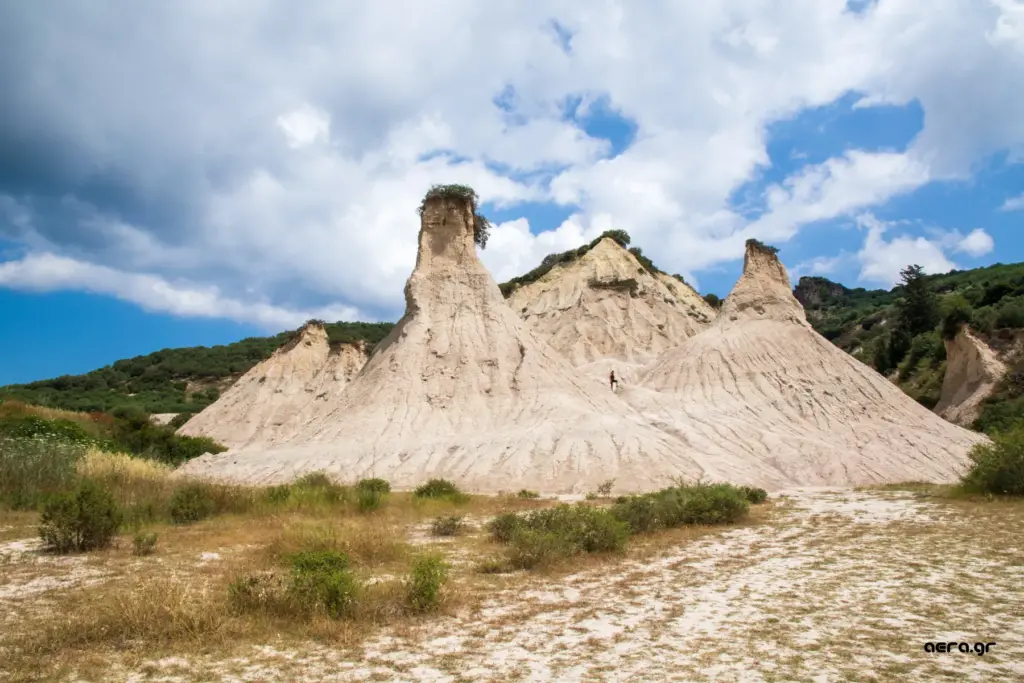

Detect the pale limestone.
[{"left": 935, "top": 326, "right": 1007, "bottom": 427}]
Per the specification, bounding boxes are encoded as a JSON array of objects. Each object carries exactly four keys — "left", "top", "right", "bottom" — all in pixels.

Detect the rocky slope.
[
  {"left": 176, "top": 325, "right": 370, "bottom": 449},
  {"left": 935, "top": 326, "right": 1008, "bottom": 427},
  {"left": 178, "top": 196, "right": 723, "bottom": 493},
  {"left": 624, "top": 241, "right": 985, "bottom": 488},
  {"left": 506, "top": 237, "right": 714, "bottom": 384}
]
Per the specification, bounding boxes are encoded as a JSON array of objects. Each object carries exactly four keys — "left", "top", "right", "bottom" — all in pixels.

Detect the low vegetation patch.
[
  {"left": 132, "top": 530, "right": 158, "bottom": 556},
  {"left": 960, "top": 423, "right": 1024, "bottom": 496},
  {"left": 39, "top": 479, "right": 122, "bottom": 553},
  {"left": 413, "top": 478, "right": 469, "bottom": 503},
  {"left": 487, "top": 503, "right": 629, "bottom": 569},
  {"left": 406, "top": 553, "right": 449, "bottom": 612},
  {"left": 430, "top": 514, "right": 465, "bottom": 537},
  {"left": 486, "top": 482, "right": 753, "bottom": 570}
]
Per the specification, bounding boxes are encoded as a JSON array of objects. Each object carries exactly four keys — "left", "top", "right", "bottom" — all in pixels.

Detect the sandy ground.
[{"left": 3, "top": 489, "right": 1023, "bottom": 682}]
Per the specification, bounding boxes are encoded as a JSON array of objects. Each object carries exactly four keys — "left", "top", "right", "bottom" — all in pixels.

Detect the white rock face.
[
  {"left": 935, "top": 326, "right": 1007, "bottom": 427},
  {"left": 507, "top": 238, "right": 715, "bottom": 385},
  {"left": 176, "top": 325, "right": 369, "bottom": 449},
  {"left": 626, "top": 242, "right": 986, "bottom": 488},
  {"left": 177, "top": 198, "right": 725, "bottom": 494},
  {"left": 176, "top": 219, "right": 984, "bottom": 493}
]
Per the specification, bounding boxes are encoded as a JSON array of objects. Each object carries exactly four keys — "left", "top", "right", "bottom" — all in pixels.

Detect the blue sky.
[{"left": 0, "top": 1, "right": 1022, "bottom": 386}]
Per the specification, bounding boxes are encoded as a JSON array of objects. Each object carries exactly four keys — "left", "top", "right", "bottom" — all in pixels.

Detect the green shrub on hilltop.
[{"left": 419, "top": 184, "right": 492, "bottom": 249}]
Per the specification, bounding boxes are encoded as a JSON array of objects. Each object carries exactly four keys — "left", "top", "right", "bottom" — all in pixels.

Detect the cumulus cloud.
[
  {"left": 956, "top": 228, "right": 995, "bottom": 257},
  {"left": 0, "top": 253, "right": 361, "bottom": 329},
  {"left": 0, "top": 1, "right": 1020, "bottom": 326},
  {"left": 1002, "top": 192, "right": 1024, "bottom": 211},
  {"left": 856, "top": 215, "right": 958, "bottom": 286}
]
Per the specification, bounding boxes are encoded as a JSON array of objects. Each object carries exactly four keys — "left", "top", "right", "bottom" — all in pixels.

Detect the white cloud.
[
  {"left": 0, "top": 253, "right": 360, "bottom": 329},
  {"left": 856, "top": 214, "right": 958, "bottom": 286},
  {"left": 0, "top": 1, "right": 1020, "bottom": 327},
  {"left": 276, "top": 104, "right": 331, "bottom": 149},
  {"left": 956, "top": 228, "right": 995, "bottom": 257},
  {"left": 1002, "top": 192, "right": 1024, "bottom": 211}
]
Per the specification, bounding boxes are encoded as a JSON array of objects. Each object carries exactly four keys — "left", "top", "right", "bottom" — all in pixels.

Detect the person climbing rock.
[{"left": 609, "top": 370, "right": 618, "bottom": 391}]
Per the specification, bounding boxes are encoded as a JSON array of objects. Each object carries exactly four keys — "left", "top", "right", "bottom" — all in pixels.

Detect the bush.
[
  {"left": 500, "top": 504, "right": 629, "bottom": 560},
  {"left": 168, "top": 483, "right": 216, "bottom": 524},
  {"left": 516, "top": 489, "right": 540, "bottom": 499},
  {"left": 414, "top": 478, "right": 467, "bottom": 502},
  {"left": 595, "top": 479, "right": 616, "bottom": 497},
  {"left": 738, "top": 486, "right": 768, "bottom": 504},
  {"left": 655, "top": 483, "right": 750, "bottom": 526},
  {"left": 508, "top": 529, "right": 569, "bottom": 570},
  {"left": 39, "top": 479, "right": 122, "bottom": 553},
  {"left": 940, "top": 294, "right": 973, "bottom": 340},
  {"left": 960, "top": 425, "right": 1024, "bottom": 496},
  {"left": 995, "top": 300, "right": 1024, "bottom": 329},
  {"left": 487, "top": 512, "right": 524, "bottom": 543},
  {"left": 356, "top": 487, "right": 384, "bottom": 513},
  {"left": 610, "top": 495, "right": 660, "bottom": 534},
  {"left": 406, "top": 553, "right": 449, "bottom": 612},
  {"left": 288, "top": 550, "right": 360, "bottom": 618},
  {"left": 430, "top": 514, "right": 465, "bottom": 537},
  {"left": 356, "top": 478, "right": 391, "bottom": 494},
  {"left": 264, "top": 484, "right": 293, "bottom": 504},
  {"left": 609, "top": 482, "right": 750, "bottom": 534},
  {"left": 132, "top": 531, "right": 158, "bottom": 556},
  {"left": 291, "top": 471, "right": 348, "bottom": 505}
]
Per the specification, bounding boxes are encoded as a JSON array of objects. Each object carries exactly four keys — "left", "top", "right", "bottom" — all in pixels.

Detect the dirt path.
[{"left": 97, "top": 489, "right": 1020, "bottom": 682}]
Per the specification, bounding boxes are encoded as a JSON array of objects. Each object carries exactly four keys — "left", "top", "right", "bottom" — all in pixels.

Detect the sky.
[{"left": 0, "top": 0, "right": 1023, "bottom": 385}]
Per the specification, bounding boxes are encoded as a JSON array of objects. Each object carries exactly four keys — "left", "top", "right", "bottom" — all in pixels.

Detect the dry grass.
[
  {"left": 0, "top": 459, "right": 774, "bottom": 682},
  {"left": 0, "top": 400, "right": 113, "bottom": 436}
]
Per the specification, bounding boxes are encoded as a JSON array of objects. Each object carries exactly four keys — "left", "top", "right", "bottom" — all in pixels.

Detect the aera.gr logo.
[{"left": 924, "top": 641, "right": 996, "bottom": 656}]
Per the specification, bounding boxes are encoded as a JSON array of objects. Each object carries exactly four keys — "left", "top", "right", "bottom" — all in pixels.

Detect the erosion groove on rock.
[
  {"left": 176, "top": 324, "right": 369, "bottom": 449},
  {"left": 936, "top": 326, "right": 1007, "bottom": 427},
  {"left": 178, "top": 198, "right": 726, "bottom": 493},
  {"left": 628, "top": 240, "right": 986, "bottom": 488},
  {"left": 178, "top": 220, "right": 984, "bottom": 493},
  {"left": 507, "top": 237, "right": 715, "bottom": 384}
]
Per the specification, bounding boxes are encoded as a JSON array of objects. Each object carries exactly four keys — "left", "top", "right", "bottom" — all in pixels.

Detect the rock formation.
[
  {"left": 177, "top": 195, "right": 728, "bottom": 493},
  {"left": 935, "top": 326, "right": 1007, "bottom": 427},
  {"left": 176, "top": 323, "right": 369, "bottom": 449},
  {"left": 625, "top": 240, "right": 986, "bottom": 488},
  {"left": 507, "top": 237, "right": 714, "bottom": 384}
]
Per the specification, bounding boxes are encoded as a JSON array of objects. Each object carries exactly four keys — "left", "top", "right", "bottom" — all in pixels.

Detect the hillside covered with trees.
[
  {"left": 794, "top": 261, "right": 1024, "bottom": 433},
  {"left": 0, "top": 322, "right": 394, "bottom": 415}
]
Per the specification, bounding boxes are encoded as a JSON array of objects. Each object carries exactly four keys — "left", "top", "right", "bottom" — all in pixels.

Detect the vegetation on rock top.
[{"left": 418, "top": 184, "right": 492, "bottom": 249}]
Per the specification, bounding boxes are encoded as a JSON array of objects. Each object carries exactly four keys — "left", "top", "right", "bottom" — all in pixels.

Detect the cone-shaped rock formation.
[
  {"left": 935, "top": 326, "right": 1006, "bottom": 427},
  {"left": 178, "top": 197, "right": 727, "bottom": 493},
  {"left": 627, "top": 240, "right": 986, "bottom": 488},
  {"left": 507, "top": 237, "right": 714, "bottom": 384},
  {"left": 177, "top": 323, "right": 368, "bottom": 449}
]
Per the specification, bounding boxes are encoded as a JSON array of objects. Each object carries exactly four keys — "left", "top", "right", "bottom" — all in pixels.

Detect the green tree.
[{"left": 896, "top": 265, "right": 939, "bottom": 337}]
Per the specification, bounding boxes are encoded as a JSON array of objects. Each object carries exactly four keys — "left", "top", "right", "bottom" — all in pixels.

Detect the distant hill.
[
  {"left": 793, "top": 262, "right": 1024, "bottom": 433},
  {"left": 0, "top": 322, "right": 394, "bottom": 415}
]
